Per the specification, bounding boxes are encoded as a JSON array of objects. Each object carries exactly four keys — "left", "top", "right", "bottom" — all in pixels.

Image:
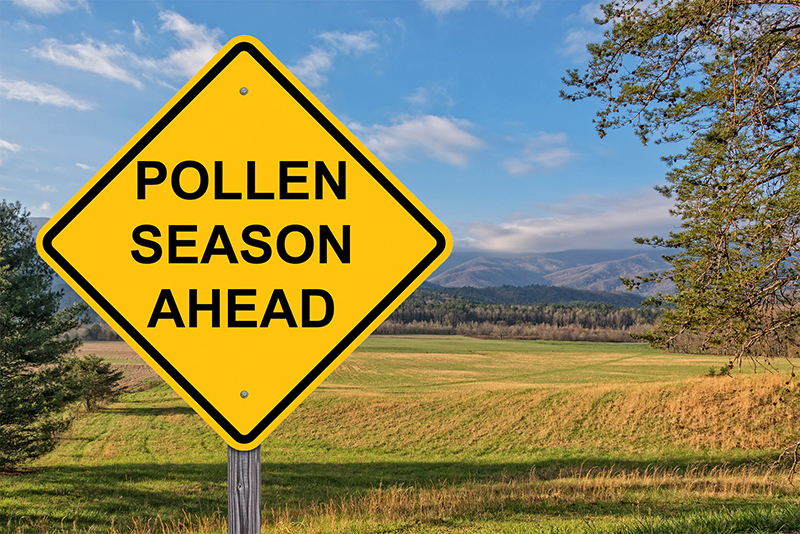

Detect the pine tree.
[
  {"left": 562, "top": 0, "right": 800, "bottom": 367},
  {"left": 0, "top": 201, "right": 87, "bottom": 470},
  {"left": 64, "top": 355, "right": 126, "bottom": 412}
]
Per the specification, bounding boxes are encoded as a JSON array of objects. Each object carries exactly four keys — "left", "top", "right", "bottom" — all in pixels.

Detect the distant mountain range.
[
  {"left": 418, "top": 282, "right": 646, "bottom": 307},
  {"left": 428, "top": 249, "right": 673, "bottom": 297}
]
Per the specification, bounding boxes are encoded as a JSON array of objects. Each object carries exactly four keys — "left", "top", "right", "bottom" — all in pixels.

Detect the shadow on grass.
[
  {"left": 1, "top": 462, "right": 227, "bottom": 531},
  {"left": 105, "top": 406, "right": 196, "bottom": 416},
  {"left": 1, "top": 453, "right": 790, "bottom": 532}
]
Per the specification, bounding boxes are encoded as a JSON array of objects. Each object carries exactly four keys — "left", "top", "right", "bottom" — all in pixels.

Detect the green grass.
[
  {"left": 343, "top": 335, "right": 735, "bottom": 390},
  {"left": 2, "top": 336, "right": 798, "bottom": 533}
]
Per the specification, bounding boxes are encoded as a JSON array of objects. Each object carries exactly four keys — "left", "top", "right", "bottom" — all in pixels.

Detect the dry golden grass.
[
  {"left": 275, "top": 372, "right": 799, "bottom": 454},
  {"left": 7, "top": 463, "right": 796, "bottom": 534},
  {"left": 75, "top": 341, "right": 140, "bottom": 361},
  {"left": 65, "top": 339, "right": 800, "bottom": 464},
  {"left": 12, "top": 338, "right": 794, "bottom": 534},
  {"left": 262, "top": 463, "right": 793, "bottom": 521}
]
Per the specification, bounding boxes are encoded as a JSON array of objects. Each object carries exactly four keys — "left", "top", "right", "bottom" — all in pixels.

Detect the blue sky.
[{"left": 0, "top": 0, "right": 678, "bottom": 253}]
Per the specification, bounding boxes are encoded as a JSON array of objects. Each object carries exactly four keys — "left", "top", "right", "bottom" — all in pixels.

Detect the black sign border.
[{"left": 41, "top": 40, "right": 448, "bottom": 446}]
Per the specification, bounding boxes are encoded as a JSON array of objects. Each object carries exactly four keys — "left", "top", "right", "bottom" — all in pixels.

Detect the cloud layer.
[
  {"left": 28, "top": 11, "right": 223, "bottom": 87},
  {"left": 0, "top": 138, "right": 23, "bottom": 168},
  {"left": 32, "top": 38, "right": 143, "bottom": 87},
  {"left": 422, "top": 0, "right": 541, "bottom": 17},
  {"left": 0, "top": 78, "right": 94, "bottom": 109},
  {"left": 144, "top": 11, "right": 224, "bottom": 78},
  {"left": 288, "top": 31, "right": 379, "bottom": 88},
  {"left": 12, "top": 0, "right": 87, "bottom": 16},
  {"left": 561, "top": 1, "right": 605, "bottom": 61},
  {"left": 458, "top": 188, "right": 676, "bottom": 253},
  {"left": 351, "top": 115, "right": 484, "bottom": 166},
  {"left": 504, "top": 132, "right": 576, "bottom": 175}
]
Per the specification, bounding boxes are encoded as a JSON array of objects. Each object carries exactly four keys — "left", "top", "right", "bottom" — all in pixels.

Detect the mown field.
[{"left": 2, "top": 336, "right": 799, "bottom": 533}]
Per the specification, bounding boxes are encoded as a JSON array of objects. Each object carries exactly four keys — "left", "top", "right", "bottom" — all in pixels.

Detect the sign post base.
[{"left": 228, "top": 445, "right": 260, "bottom": 534}]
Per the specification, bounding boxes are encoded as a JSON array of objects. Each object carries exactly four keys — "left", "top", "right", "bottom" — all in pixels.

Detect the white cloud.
[
  {"left": 27, "top": 19, "right": 365, "bottom": 92},
  {"left": 503, "top": 132, "right": 576, "bottom": 175},
  {"left": 0, "top": 78, "right": 94, "bottom": 110},
  {"left": 421, "top": 0, "right": 473, "bottom": 14},
  {"left": 132, "top": 20, "right": 147, "bottom": 43},
  {"left": 578, "top": 1, "right": 604, "bottom": 23},
  {"left": 12, "top": 0, "right": 87, "bottom": 16},
  {"left": 407, "top": 88, "right": 428, "bottom": 106},
  {"left": 351, "top": 115, "right": 484, "bottom": 167},
  {"left": 318, "top": 31, "right": 379, "bottom": 55},
  {"left": 12, "top": 19, "right": 46, "bottom": 32},
  {"left": 561, "top": 2, "right": 606, "bottom": 61},
  {"left": 289, "top": 48, "right": 335, "bottom": 88},
  {"left": 289, "top": 30, "right": 380, "bottom": 89},
  {"left": 31, "top": 38, "right": 143, "bottom": 88},
  {"left": 459, "top": 189, "right": 676, "bottom": 253},
  {"left": 489, "top": 0, "right": 542, "bottom": 17},
  {"left": 393, "top": 18, "right": 407, "bottom": 36},
  {"left": 35, "top": 183, "right": 57, "bottom": 192},
  {"left": 561, "top": 27, "right": 602, "bottom": 60},
  {"left": 35, "top": 201, "right": 51, "bottom": 212},
  {"left": 503, "top": 159, "right": 536, "bottom": 175},
  {"left": 28, "top": 11, "right": 223, "bottom": 88},
  {"left": 527, "top": 147, "right": 574, "bottom": 167},
  {"left": 406, "top": 85, "right": 454, "bottom": 108},
  {"left": 0, "top": 139, "right": 23, "bottom": 153},
  {"left": 0, "top": 138, "right": 23, "bottom": 168},
  {"left": 147, "top": 10, "right": 223, "bottom": 78},
  {"left": 76, "top": 162, "right": 93, "bottom": 170},
  {"left": 422, "top": 0, "right": 540, "bottom": 16}
]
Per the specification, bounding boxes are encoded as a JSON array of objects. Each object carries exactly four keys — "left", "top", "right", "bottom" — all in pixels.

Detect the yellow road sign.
[{"left": 37, "top": 36, "right": 452, "bottom": 450}]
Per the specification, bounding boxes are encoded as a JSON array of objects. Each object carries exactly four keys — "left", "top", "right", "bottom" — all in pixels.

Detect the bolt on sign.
[{"left": 37, "top": 36, "right": 452, "bottom": 450}]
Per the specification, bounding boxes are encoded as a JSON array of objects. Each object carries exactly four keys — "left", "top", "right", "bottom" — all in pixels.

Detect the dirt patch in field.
[{"left": 76, "top": 341, "right": 140, "bottom": 360}]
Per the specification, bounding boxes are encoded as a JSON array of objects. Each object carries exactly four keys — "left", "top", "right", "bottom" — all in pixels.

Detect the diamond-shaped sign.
[{"left": 37, "top": 36, "right": 452, "bottom": 450}]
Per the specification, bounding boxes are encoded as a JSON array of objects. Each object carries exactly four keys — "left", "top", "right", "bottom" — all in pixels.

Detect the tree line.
[
  {"left": 375, "top": 289, "right": 662, "bottom": 342},
  {"left": 81, "top": 322, "right": 123, "bottom": 341}
]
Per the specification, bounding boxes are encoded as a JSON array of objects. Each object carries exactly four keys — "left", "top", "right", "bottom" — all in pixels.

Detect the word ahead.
[{"left": 148, "top": 288, "right": 334, "bottom": 329}]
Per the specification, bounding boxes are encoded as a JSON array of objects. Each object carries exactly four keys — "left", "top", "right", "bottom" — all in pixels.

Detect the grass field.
[{"left": 2, "top": 336, "right": 799, "bottom": 533}]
